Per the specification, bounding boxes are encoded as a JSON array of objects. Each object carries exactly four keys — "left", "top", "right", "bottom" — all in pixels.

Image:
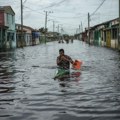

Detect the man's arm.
[
  {"left": 57, "top": 56, "right": 61, "bottom": 65},
  {"left": 61, "top": 55, "right": 74, "bottom": 64}
]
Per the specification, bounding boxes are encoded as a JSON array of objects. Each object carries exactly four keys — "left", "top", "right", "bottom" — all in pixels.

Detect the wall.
[
  {"left": 5, "top": 13, "right": 16, "bottom": 48},
  {"left": 0, "top": 11, "right": 4, "bottom": 26}
]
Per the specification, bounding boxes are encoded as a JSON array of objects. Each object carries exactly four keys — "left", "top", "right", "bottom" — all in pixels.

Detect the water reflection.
[
  {"left": 0, "top": 41, "right": 120, "bottom": 120},
  {"left": 54, "top": 71, "right": 81, "bottom": 81},
  {"left": 56, "top": 71, "right": 81, "bottom": 93},
  {"left": 0, "top": 87, "right": 15, "bottom": 93},
  {"left": 0, "top": 53, "right": 16, "bottom": 94}
]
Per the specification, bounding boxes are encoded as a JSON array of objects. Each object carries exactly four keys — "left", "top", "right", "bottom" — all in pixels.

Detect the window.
[
  {"left": 7, "top": 32, "right": 14, "bottom": 41},
  {"left": 104, "top": 31, "right": 106, "bottom": 42},
  {"left": 112, "top": 28, "right": 117, "bottom": 39}
]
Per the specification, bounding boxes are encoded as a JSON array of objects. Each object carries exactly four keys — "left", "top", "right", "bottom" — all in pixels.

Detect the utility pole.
[
  {"left": 21, "top": 0, "right": 23, "bottom": 47},
  {"left": 81, "top": 21, "right": 83, "bottom": 33},
  {"left": 44, "top": 11, "right": 47, "bottom": 43},
  {"left": 53, "top": 21, "right": 55, "bottom": 39},
  {"left": 53, "top": 21, "right": 55, "bottom": 33},
  {"left": 119, "top": 0, "right": 120, "bottom": 51},
  {"left": 79, "top": 25, "right": 81, "bottom": 33},
  {"left": 57, "top": 24, "right": 59, "bottom": 33},
  {"left": 79, "top": 25, "right": 80, "bottom": 40},
  {"left": 76, "top": 28, "right": 78, "bottom": 34},
  {"left": 44, "top": 11, "right": 53, "bottom": 43},
  {"left": 58, "top": 24, "right": 59, "bottom": 41},
  {"left": 61, "top": 28, "right": 64, "bottom": 40},
  {"left": 88, "top": 12, "right": 90, "bottom": 45}
]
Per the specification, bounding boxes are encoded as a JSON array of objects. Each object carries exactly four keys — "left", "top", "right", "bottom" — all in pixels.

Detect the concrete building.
[
  {"left": 16, "top": 24, "right": 34, "bottom": 47},
  {"left": 0, "top": 6, "right": 16, "bottom": 49}
]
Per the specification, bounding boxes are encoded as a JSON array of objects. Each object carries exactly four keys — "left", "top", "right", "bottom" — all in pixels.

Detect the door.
[{"left": 106, "top": 30, "right": 111, "bottom": 47}]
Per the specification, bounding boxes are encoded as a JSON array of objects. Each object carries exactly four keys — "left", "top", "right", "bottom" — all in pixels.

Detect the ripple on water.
[{"left": 0, "top": 41, "right": 120, "bottom": 120}]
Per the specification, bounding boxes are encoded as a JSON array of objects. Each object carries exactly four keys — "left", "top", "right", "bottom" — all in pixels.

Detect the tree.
[{"left": 39, "top": 27, "right": 48, "bottom": 34}]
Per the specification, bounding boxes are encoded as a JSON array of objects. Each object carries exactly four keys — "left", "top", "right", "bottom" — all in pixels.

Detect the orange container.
[{"left": 72, "top": 60, "right": 82, "bottom": 70}]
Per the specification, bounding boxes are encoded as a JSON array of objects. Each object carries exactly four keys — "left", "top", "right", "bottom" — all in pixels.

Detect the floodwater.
[{"left": 0, "top": 40, "right": 120, "bottom": 120}]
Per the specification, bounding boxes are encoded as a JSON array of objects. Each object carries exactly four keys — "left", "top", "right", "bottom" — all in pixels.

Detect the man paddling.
[{"left": 57, "top": 49, "right": 74, "bottom": 69}]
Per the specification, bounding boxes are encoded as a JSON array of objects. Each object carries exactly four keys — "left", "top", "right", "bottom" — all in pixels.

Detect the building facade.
[
  {"left": 0, "top": 6, "right": 16, "bottom": 49},
  {"left": 16, "top": 24, "right": 34, "bottom": 47},
  {"left": 81, "top": 18, "right": 119, "bottom": 50}
]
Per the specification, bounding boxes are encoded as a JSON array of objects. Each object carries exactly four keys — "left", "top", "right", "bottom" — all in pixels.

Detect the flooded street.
[{"left": 0, "top": 40, "right": 120, "bottom": 120}]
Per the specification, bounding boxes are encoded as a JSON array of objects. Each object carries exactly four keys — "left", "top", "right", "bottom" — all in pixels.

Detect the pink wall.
[{"left": 0, "top": 11, "right": 4, "bottom": 26}]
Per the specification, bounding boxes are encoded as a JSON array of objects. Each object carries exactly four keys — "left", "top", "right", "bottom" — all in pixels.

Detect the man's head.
[{"left": 59, "top": 49, "right": 64, "bottom": 56}]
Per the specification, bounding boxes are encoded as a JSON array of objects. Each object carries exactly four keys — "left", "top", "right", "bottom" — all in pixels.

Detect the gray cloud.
[{"left": 0, "top": 0, "right": 118, "bottom": 34}]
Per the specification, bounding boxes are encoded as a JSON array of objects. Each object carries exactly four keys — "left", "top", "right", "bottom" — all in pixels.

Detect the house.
[
  {"left": 16, "top": 24, "right": 34, "bottom": 47},
  {"left": 83, "top": 18, "right": 119, "bottom": 50},
  {"left": 93, "top": 25, "right": 104, "bottom": 46},
  {"left": 32, "top": 30, "right": 40, "bottom": 45},
  {"left": 16, "top": 24, "right": 42, "bottom": 47},
  {"left": 46, "top": 31, "right": 58, "bottom": 41},
  {"left": 97, "top": 18, "right": 119, "bottom": 49},
  {"left": 0, "top": 6, "right": 16, "bottom": 49},
  {"left": 108, "top": 18, "right": 119, "bottom": 49}
]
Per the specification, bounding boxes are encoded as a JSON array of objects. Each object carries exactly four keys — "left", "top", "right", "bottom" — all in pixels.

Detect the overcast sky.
[{"left": 0, "top": 0, "right": 119, "bottom": 35}]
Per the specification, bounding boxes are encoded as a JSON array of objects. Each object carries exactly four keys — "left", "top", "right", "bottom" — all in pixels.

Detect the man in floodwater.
[{"left": 57, "top": 49, "right": 74, "bottom": 69}]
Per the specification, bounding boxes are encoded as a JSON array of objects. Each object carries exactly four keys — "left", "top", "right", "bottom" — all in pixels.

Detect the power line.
[
  {"left": 90, "top": 0, "right": 106, "bottom": 17},
  {"left": 41, "top": 0, "right": 67, "bottom": 9},
  {"left": 23, "top": 0, "right": 27, "bottom": 4},
  {"left": 23, "top": 6, "right": 45, "bottom": 15},
  {"left": 23, "top": 5, "right": 84, "bottom": 20},
  {"left": 24, "top": 0, "right": 67, "bottom": 12}
]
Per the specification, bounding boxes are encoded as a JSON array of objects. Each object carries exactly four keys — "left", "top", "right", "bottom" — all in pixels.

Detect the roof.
[
  {"left": 16, "top": 23, "right": 34, "bottom": 30},
  {"left": 85, "top": 17, "right": 119, "bottom": 31},
  {"left": 0, "top": 6, "right": 15, "bottom": 15},
  {"left": 92, "top": 17, "right": 119, "bottom": 28}
]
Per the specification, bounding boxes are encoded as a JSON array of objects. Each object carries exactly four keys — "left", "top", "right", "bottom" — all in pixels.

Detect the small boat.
[
  {"left": 54, "top": 60, "right": 83, "bottom": 80},
  {"left": 54, "top": 68, "right": 70, "bottom": 79},
  {"left": 54, "top": 68, "right": 81, "bottom": 80}
]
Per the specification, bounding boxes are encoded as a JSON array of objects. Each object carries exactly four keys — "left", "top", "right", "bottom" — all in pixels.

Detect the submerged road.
[{"left": 0, "top": 40, "right": 120, "bottom": 120}]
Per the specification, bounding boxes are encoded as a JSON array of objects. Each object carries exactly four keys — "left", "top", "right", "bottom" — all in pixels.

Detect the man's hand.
[
  {"left": 61, "top": 56, "right": 68, "bottom": 61},
  {"left": 61, "top": 56, "right": 74, "bottom": 64}
]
